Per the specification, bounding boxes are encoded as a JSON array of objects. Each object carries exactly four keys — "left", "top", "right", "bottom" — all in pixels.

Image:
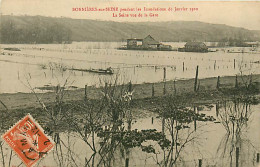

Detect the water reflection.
[
  {"left": 1, "top": 94, "right": 260, "bottom": 166},
  {"left": 215, "top": 97, "right": 259, "bottom": 167},
  {"left": 149, "top": 95, "right": 216, "bottom": 166}
]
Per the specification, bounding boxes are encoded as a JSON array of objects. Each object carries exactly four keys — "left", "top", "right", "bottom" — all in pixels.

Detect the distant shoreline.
[{"left": 0, "top": 42, "right": 259, "bottom": 46}]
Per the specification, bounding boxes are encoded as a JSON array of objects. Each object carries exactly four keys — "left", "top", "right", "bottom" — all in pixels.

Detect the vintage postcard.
[{"left": 0, "top": 0, "right": 260, "bottom": 166}]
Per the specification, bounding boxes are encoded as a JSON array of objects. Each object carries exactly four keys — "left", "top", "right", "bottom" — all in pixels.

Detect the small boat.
[
  {"left": 87, "top": 67, "right": 114, "bottom": 75},
  {"left": 72, "top": 67, "right": 114, "bottom": 75},
  {"left": 4, "top": 47, "right": 21, "bottom": 51}
]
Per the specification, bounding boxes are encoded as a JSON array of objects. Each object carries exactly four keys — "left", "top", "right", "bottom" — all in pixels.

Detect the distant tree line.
[
  {"left": 217, "top": 37, "right": 250, "bottom": 47},
  {"left": 1, "top": 15, "right": 259, "bottom": 44},
  {"left": 0, "top": 20, "right": 72, "bottom": 44}
]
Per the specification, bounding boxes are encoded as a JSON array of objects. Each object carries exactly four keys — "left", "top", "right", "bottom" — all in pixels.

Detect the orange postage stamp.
[{"left": 1, "top": 114, "right": 55, "bottom": 167}]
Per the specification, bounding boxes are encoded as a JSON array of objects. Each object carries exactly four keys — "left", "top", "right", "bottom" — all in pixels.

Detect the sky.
[{"left": 1, "top": 0, "right": 260, "bottom": 30}]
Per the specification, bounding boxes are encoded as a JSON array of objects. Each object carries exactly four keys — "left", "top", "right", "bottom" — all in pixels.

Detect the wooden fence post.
[
  {"left": 105, "top": 83, "right": 108, "bottom": 97},
  {"left": 235, "top": 75, "right": 238, "bottom": 88},
  {"left": 125, "top": 158, "right": 129, "bottom": 167},
  {"left": 199, "top": 159, "right": 202, "bottom": 167},
  {"left": 84, "top": 85, "right": 87, "bottom": 101},
  {"left": 163, "top": 67, "right": 166, "bottom": 95},
  {"left": 128, "top": 81, "right": 132, "bottom": 92},
  {"left": 163, "top": 67, "right": 166, "bottom": 81},
  {"left": 216, "top": 76, "right": 220, "bottom": 90},
  {"left": 174, "top": 80, "right": 176, "bottom": 95},
  {"left": 152, "top": 83, "right": 155, "bottom": 97},
  {"left": 163, "top": 82, "right": 166, "bottom": 95},
  {"left": 194, "top": 66, "right": 199, "bottom": 92},
  {"left": 236, "top": 147, "right": 239, "bottom": 167}
]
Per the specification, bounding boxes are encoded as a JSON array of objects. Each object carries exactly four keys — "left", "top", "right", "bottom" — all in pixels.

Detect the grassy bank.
[
  {"left": 0, "top": 74, "right": 260, "bottom": 110},
  {"left": 0, "top": 74, "right": 259, "bottom": 129}
]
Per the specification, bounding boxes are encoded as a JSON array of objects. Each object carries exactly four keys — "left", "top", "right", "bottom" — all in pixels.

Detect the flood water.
[
  {"left": 0, "top": 42, "right": 260, "bottom": 166},
  {"left": 0, "top": 42, "right": 259, "bottom": 93},
  {"left": 0, "top": 100, "right": 260, "bottom": 167}
]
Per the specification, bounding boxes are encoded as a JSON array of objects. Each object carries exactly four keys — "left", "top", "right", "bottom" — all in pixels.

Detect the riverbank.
[
  {"left": 0, "top": 74, "right": 260, "bottom": 110},
  {"left": 0, "top": 73, "right": 260, "bottom": 134}
]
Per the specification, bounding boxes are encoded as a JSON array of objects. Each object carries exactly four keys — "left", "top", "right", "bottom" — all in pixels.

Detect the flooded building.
[
  {"left": 126, "top": 38, "right": 143, "bottom": 49},
  {"left": 178, "top": 42, "right": 208, "bottom": 52},
  {"left": 121, "top": 35, "right": 172, "bottom": 51},
  {"left": 141, "top": 35, "right": 160, "bottom": 49}
]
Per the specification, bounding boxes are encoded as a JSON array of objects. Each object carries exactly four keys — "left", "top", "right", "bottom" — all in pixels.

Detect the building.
[
  {"left": 126, "top": 38, "right": 143, "bottom": 49},
  {"left": 123, "top": 35, "right": 172, "bottom": 51},
  {"left": 142, "top": 35, "right": 160, "bottom": 49},
  {"left": 178, "top": 42, "right": 208, "bottom": 52}
]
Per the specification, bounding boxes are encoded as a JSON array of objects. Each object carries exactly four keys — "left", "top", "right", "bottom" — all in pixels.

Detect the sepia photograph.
[{"left": 0, "top": 0, "right": 260, "bottom": 166}]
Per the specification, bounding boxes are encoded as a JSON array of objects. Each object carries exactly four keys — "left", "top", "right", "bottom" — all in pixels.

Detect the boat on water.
[
  {"left": 4, "top": 47, "right": 21, "bottom": 51},
  {"left": 72, "top": 67, "right": 114, "bottom": 75}
]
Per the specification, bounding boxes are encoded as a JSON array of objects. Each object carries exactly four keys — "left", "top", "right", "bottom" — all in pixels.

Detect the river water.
[{"left": 0, "top": 42, "right": 259, "bottom": 93}]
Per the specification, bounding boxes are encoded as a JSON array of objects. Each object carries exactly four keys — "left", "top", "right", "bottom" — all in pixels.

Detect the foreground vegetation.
[{"left": 0, "top": 73, "right": 259, "bottom": 166}]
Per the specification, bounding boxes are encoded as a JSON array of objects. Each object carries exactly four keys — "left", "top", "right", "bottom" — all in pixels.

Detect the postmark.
[{"left": 1, "top": 114, "right": 55, "bottom": 167}]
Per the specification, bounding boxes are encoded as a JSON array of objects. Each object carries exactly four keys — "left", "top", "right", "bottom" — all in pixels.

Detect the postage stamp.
[{"left": 1, "top": 114, "right": 55, "bottom": 167}]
